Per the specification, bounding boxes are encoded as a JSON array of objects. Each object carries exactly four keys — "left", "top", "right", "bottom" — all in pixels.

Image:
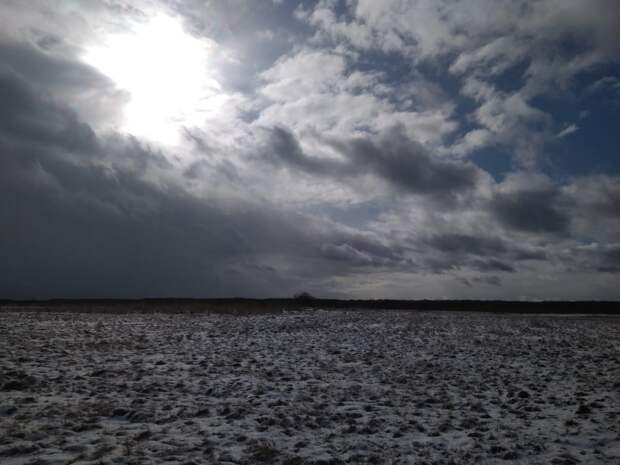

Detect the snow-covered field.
[{"left": 1, "top": 309, "right": 619, "bottom": 465}]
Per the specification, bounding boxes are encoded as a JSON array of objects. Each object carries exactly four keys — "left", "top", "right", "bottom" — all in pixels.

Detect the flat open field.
[{"left": 1, "top": 309, "right": 619, "bottom": 465}]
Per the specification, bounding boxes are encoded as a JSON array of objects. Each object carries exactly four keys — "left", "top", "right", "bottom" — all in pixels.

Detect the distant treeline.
[{"left": 0, "top": 298, "right": 618, "bottom": 314}]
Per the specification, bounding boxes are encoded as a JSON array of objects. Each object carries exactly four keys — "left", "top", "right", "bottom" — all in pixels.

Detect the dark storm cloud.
[
  {"left": 564, "top": 245, "right": 620, "bottom": 274},
  {"left": 319, "top": 232, "right": 411, "bottom": 269},
  {"left": 0, "top": 37, "right": 126, "bottom": 126},
  {"left": 320, "top": 229, "right": 546, "bottom": 278},
  {"left": 0, "top": 38, "right": 111, "bottom": 95},
  {"left": 0, "top": 74, "right": 99, "bottom": 156},
  {"left": 569, "top": 176, "right": 620, "bottom": 220},
  {"left": 598, "top": 246, "right": 620, "bottom": 273},
  {"left": 0, "top": 72, "right": 309, "bottom": 298},
  {"left": 340, "top": 128, "right": 480, "bottom": 199},
  {"left": 489, "top": 185, "right": 571, "bottom": 235},
  {"left": 425, "top": 234, "right": 507, "bottom": 257},
  {"left": 266, "top": 126, "right": 480, "bottom": 204},
  {"left": 267, "top": 126, "right": 346, "bottom": 176},
  {"left": 558, "top": 242, "right": 620, "bottom": 277},
  {"left": 486, "top": 174, "right": 620, "bottom": 241},
  {"left": 455, "top": 274, "right": 503, "bottom": 288},
  {"left": 410, "top": 229, "right": 557, "bottom": 279},
  {"left": 470, "top": 259, "right": 515, "bottom": 273},
  {"left": 0, "top": 71, "right": 170, "bottom": 196},
  {"left": 320, "top": 243, "right": 387, "bottom": 267},
  {"left": 425, "top": 233, "right": 547, "bottom": 262},
  {"left": 0, "top": 158, "right": 316, "bottom": 297},
  {"left": 472, "top": 275, "right": 502, "bottom": 287},
  {"left": 421, "top": 252, "right": 515, "bottom": 276},
  {"left": 513, "top": 248, "right": 547, "bottom": 261}
]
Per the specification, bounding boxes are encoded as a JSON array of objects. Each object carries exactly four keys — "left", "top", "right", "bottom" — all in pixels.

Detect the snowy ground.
[{"left": 1, "top": 309, "right": 619, "bottom": 465}]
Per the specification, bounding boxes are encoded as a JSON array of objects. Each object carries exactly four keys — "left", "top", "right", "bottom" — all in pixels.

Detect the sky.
[{"left": 1, "top": 0, "right": 619, "bottom": 300}]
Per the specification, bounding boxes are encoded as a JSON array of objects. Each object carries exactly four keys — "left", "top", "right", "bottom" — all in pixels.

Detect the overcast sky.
[{"left": 1, "top": 0, "right": 619, "bottom": 300}]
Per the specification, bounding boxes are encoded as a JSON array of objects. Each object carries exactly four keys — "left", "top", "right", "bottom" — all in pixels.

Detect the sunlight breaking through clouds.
[{"left": 83, "top": 12, "right": 221, "bottom": 146}]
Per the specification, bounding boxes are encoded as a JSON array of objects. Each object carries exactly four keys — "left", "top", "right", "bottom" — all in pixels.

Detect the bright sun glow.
[{"left": 84, "top": 13, "right": 220, "bottom": 146}]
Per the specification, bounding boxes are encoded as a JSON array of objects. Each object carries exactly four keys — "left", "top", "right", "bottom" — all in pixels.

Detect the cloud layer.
[{"left": 1, "top": 0, "right": 619, "bottom": 299}]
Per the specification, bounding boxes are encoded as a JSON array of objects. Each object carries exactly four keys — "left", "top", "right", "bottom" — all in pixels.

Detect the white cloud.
[
  {"left": 451, "top": 77, "right": 552, "bottom": 166},
  {"left": 557, "top": 124, "right": 578, "bottom": 139},
  {"left": 298, "top": 0, "right": 620, "bottom": 166},
  {"left": 255, "top": 47, "right": 459, "bottom": 148}
]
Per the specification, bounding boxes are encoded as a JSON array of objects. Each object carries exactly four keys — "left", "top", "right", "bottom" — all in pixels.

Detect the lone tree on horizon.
[{"left": 293, "top": 292, "right": 317, "bottom": 302}]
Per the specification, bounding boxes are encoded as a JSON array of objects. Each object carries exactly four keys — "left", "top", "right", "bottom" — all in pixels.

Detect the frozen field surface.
[{"left": 1, "top": 309, "right": 619, "bottom": 465}]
